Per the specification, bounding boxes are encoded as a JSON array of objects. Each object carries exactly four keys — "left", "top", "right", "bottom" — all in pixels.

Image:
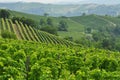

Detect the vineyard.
[
  {"left": 0, "top": 39, "right": 120, "bottom": 79},
  {"left": 0, "top": 16, "right": 120, "bottom": 79},
  {"left": 0, "top": 18, "right": 74, "bottom": 46}
]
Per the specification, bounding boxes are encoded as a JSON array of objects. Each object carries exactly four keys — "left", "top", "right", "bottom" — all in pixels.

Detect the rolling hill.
[
  {"left": 0, "top": 2, "right": 120, "bottom": 16},
  {"left": 1, "top": 9, "right": 120, "bottom": 50},
  {"left": 70, "top": 15, "right": 116, "bottom": 30},
  {"left": 6, "top": 10, "right": 85, "bottom": 40},
  {"left": 5, "top": 10, "right": 120, "bottom": 41}
]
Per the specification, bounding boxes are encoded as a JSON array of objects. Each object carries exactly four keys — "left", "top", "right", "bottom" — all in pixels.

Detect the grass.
[
  {"left": 9, "top": 10, "right": 43, "bottom": 22},
  {"left": 101, "top": 16, "right": 120, "bottom": 26},
  {"left": 70, "top": 15, "right": 115, "bottom": 29}
]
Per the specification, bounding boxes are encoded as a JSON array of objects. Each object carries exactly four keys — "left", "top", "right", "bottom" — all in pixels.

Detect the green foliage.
[
  {"left": 40, "top": 18, "right": 46, "bottom": 26},
  {"left": 47, "top": 18, "right": 53, "bottom": 26},
  {"left": 12, "top": 16, "right": 20, "bottom": 23},
  {"left": 39, "top": 18, "right": 58, "bottom": 35},
  {"left": 13, "top": 50, "right": 26, "bottom": 61},
  {"left": 101, "top": 38, "right": 115, "bottom": 50},
  {"left": 12, "top": 17, "right": 37, "bottom": 27},
  {"left": 0, "top": 39, "right": 120, "bottom": 79},
  {"left": 64, "top": 36, "right": 73, "bottom": 41},
  {"left": 1, "top": 30, "right": 16, "bottom": 39},
  {"left": 85, "top": 27, "right": 92, "bottom": 33},
  {"left": 58, "top": 20, "right": 68, "bottom": 31},
  {"left": 40, "top": 26, "right": 57, "bottom": 35},
  {"left": 0, "top": 9, "right": 10, "bottom": 18},
  {"left": 82, "top": 13, "right": 86, "bottom": 16},
  {"left": 44, "top": 13, "right": 49, "bottom": 17},
  {"left": 100, "top": 58, "right": 118, "bottom": 72},
  {"left": 113, "top": 25, "right": 120, "bottom": 35}
]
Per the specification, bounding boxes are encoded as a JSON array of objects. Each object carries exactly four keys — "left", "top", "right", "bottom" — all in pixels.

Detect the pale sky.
[
  {"left": 0, "top": 0, "right": 82, "bottom": 3},
  {"left": 0, "top": 0, "right": 120, "bottom": 4}
]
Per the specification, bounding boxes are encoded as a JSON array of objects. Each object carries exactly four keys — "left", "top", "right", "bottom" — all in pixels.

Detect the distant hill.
[{"left": 0, "top": 2, "right": 120, "bottom": 16}]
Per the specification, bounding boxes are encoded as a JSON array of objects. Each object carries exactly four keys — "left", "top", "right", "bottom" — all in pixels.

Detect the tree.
[
  {"left": 12, "top": 17, "right": 37, "bottom": 28},
  {"left": 92, "top": 32, "right": 103, "bottom": 42},
  {"left": 58, "top": 20, "right": 68, "bottom": 31},
  {"left": 12, "top": 17, "right": 20, "bottom": 23},
  {"left": 47, "top": 18, "right": 53, "bottom": 26},
  {"left": 64, "top": 36, "right": 73, "bottom": 42},
  {"left": 40, "top": 26, "right": 57, "bottom": 35},
  {"left": 20, "top": 17, "right": 37, "bottom": 27},
  {"left": 0, "top": 9, "right": 10, "bottom": 18},
  {"left": 40, "top": 18, "right": 46, "bottom": 26},
  {"left": 44, "top": 13, "right": 49, "bottom": 17},
  {"left": 82, "top": 13, "right": 86, "bottom": 16},
  {"left": 85, "top": 27, "right": 92, "bottom": 33},
  {"left": 101, "top": 38, "right": 115, "bottom": 50},
  {"left": 100, "top": 58, "right": 118, "bottom": 72},
  {"left": 113, "top": 25, "right": 120, "bottom": 35}
]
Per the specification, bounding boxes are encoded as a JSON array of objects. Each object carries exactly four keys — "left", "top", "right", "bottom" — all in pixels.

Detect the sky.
[
  {"left": 0, "top": 0, "right": 81, "bottom": 3},
  {"left": 0, "top": 0, "right": 120, "bottom": 4}
]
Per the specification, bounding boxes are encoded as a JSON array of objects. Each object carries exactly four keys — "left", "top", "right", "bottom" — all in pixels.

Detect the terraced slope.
[{"left": 0, "top": 18, "right": 75, "bottom": 46}]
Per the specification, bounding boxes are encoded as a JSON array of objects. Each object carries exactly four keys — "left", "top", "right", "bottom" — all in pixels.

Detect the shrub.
[
  {"left": 40, "top": 26, "right": 57, "bottom": 35},
  {"left": 0, "top": 9, "right": 10, "bottom": 18},
  {"left": 1, "top": 30, "right": 16, "bottom": 39}
]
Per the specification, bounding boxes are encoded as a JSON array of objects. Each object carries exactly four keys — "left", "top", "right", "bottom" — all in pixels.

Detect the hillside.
[
  {"left": 101, "top": 16, "right": 120, "bottom": 25},
  {"left": 0, "top": 18, "right": 75, "bottom": 46},
  {"left": 0, "top": 2, "right": 120, "bottom": 16},
  {"left": 1, "top": 9, "right": 120, "bottom": 51},
  {"left": 70, "top": 15, "right": 116, "bottom": 30},
  {"left": 8, "top": 10, "right": 43, "bottom": 23},
  {"left": 6, "top": 10, "right": 85, "bottom": 40},
  {"left": 7, "top": 10, "right": 120, "bottom": 41}
]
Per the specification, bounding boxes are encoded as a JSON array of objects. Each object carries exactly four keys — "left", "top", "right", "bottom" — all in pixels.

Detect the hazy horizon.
[{"left": 0, "top": 0, "right": 120, "bottom": 4}]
